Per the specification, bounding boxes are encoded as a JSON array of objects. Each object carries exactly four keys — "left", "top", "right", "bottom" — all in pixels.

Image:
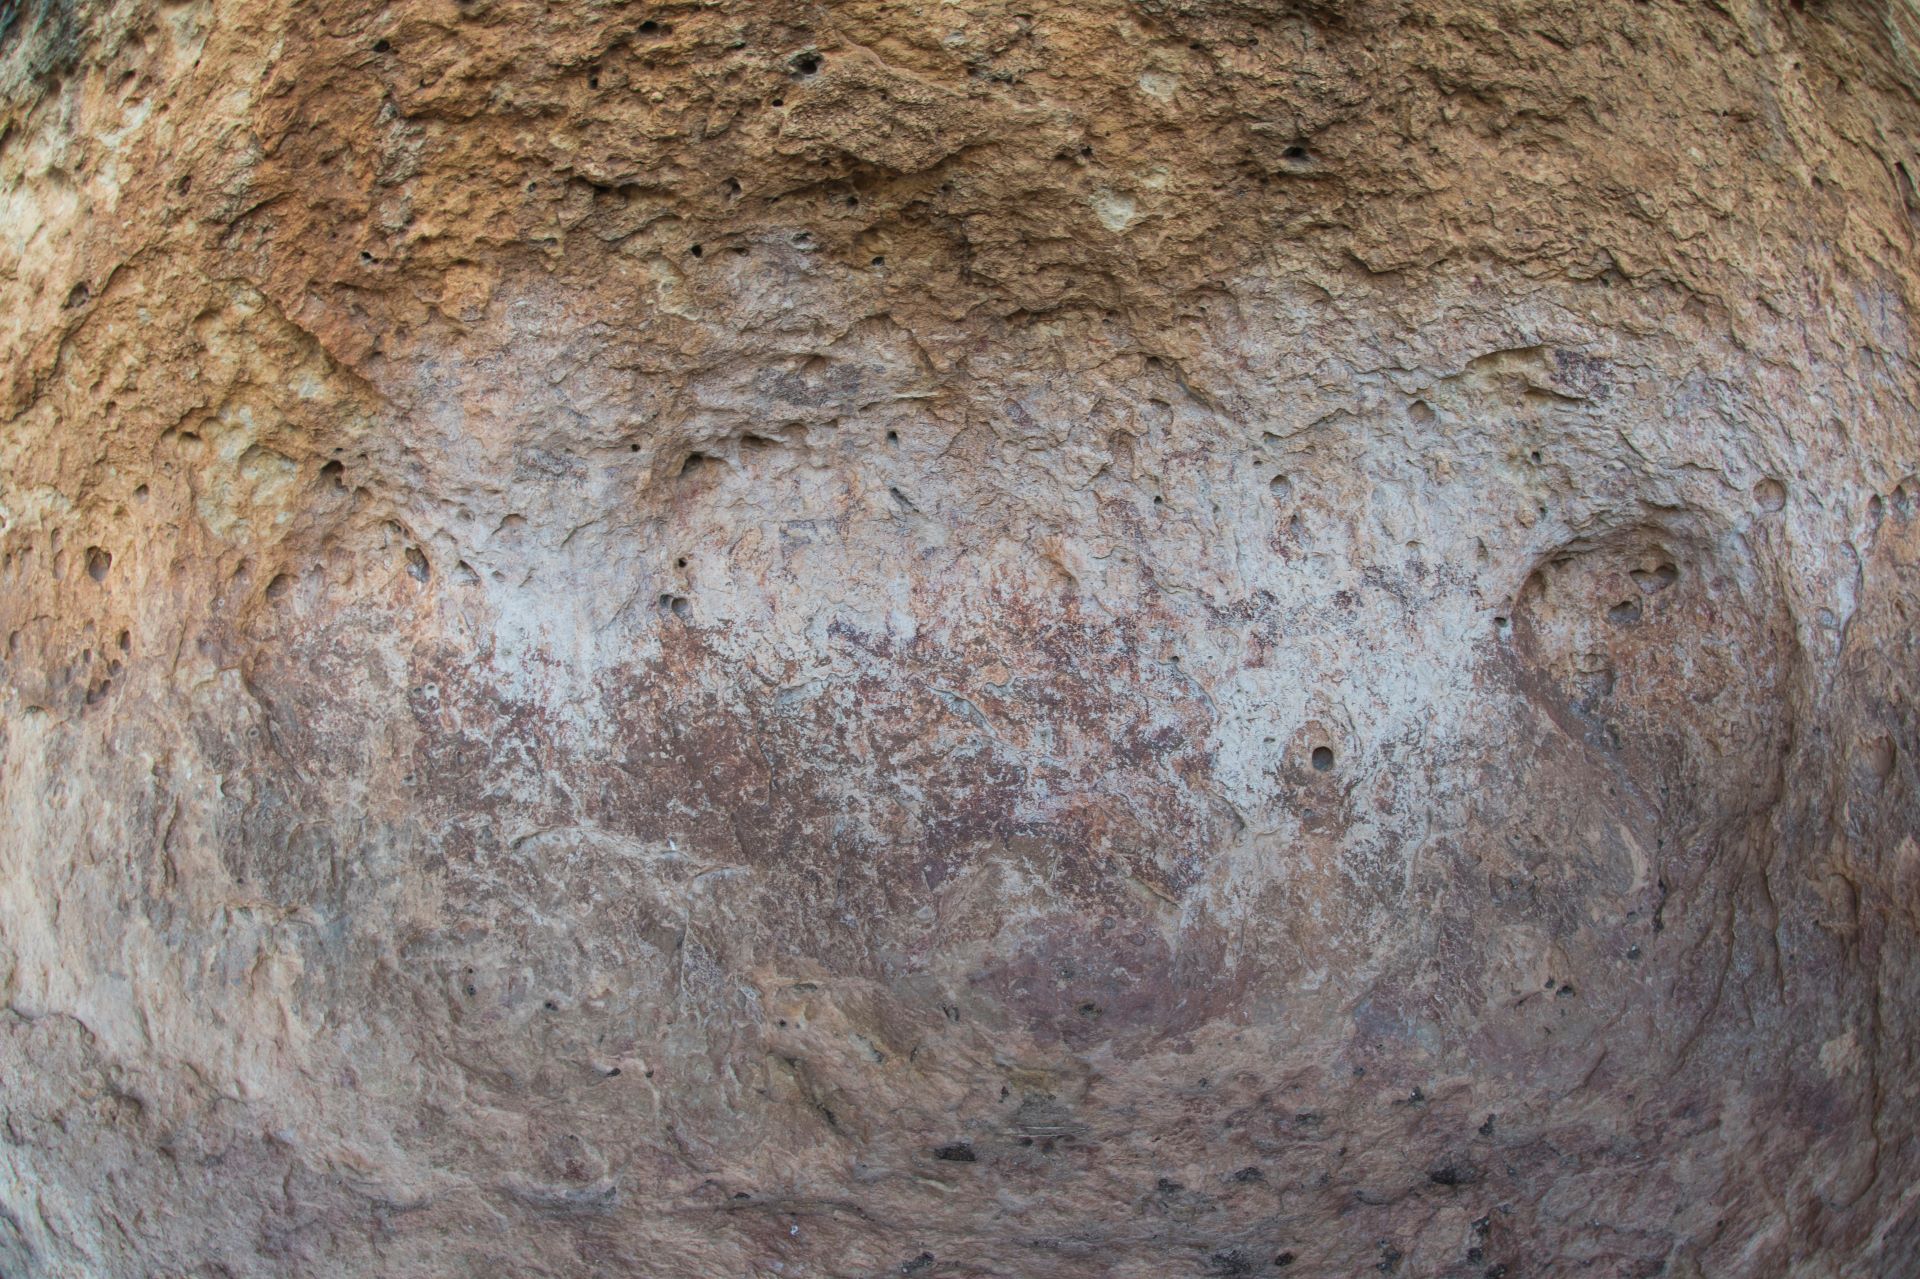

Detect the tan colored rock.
[{"left": 3, "top": 0, "right": 1919, "bottom": 1274}]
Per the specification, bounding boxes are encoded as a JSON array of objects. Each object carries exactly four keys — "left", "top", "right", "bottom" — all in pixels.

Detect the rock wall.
[{"left": 3, "top": 0, "right": 1919, "bottom": 1274}]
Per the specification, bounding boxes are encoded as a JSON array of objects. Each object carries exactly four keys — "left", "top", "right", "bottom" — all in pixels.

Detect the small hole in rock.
[
  {"left": 638, "top": 19, "right": 660, "bottom": 33},
  {"left": 886, "top": 430, "right": 900, "bottom": 443},
  {"left": 64, "top": 282, "right": 91, "bottom": 308},
  {"left": 406, "top": 547, "right": 431, "bottom": 582},
  {"left": 792, "top": 52, "right": 822, "bottom": 75},
  {"left": 1755, "top": 477, "right": 1788, "bottom": 512},
  {"left": 1310, "top": 745, "right": 1334, "bottom": 772},
  {"left": 1864, "top": 735, "right": 1897, "bottom": 781},
  {"left": 681, "top": 451, "right": 711, "bottom": 476},
  {"left": 1269, "top": 474, "right": 1292, "bottom": 500},
  {"left": 1630, "top": 562, "right": 1678, "bottom": 594},
  {"left": 675, "top": 557, "right": 688, "bottom": 568},
  {"left": 871, "top": 255, "right": 886, "bottom": 267},
  {"left": 265, "top": 573, "right": 291, "bottom": 602},
  {"left": 932, "top": 1142, "right": 976, "bottom": 1162},
  {"left": 132, "top": 484, "right": 149, "bottom": 502},
  {"left": 373, "top": 38, "right": 391, "bottom": 53},
  {"left": 1607, "top": 599, "right": 1642, "bottom": 625},
  {"left": 85, "top": 547, "right": 111, "bottom": 582},
  {"left": 689, "top": 243, "right": 703, "bottom": 257},
  {"left": 320, "top": 459, "right": 346, "bottom": 488}
]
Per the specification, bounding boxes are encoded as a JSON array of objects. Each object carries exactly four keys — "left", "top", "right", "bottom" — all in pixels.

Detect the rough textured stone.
[{"left": 3, "top": 0, "right": 1919, "bottom": 1275}]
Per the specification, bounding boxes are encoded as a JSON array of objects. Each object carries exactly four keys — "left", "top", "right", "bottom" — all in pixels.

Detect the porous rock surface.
[{"left": 3, "top": 0, "right": 1920, "bottom": 1274}]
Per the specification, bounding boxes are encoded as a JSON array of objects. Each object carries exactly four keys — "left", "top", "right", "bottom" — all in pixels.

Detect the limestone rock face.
[{"left": 4, "top": 0, "right": 1920, "bottom": 1274}]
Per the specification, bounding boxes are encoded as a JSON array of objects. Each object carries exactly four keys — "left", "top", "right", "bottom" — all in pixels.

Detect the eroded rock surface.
[{"left": 3, "top": 0, "right": 1919, "bottom": 1274}]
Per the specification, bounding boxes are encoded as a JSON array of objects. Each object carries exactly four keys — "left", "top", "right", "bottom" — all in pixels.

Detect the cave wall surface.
[{"left": 3, "top": 0, "right": 1920, "bottom": 1275}]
